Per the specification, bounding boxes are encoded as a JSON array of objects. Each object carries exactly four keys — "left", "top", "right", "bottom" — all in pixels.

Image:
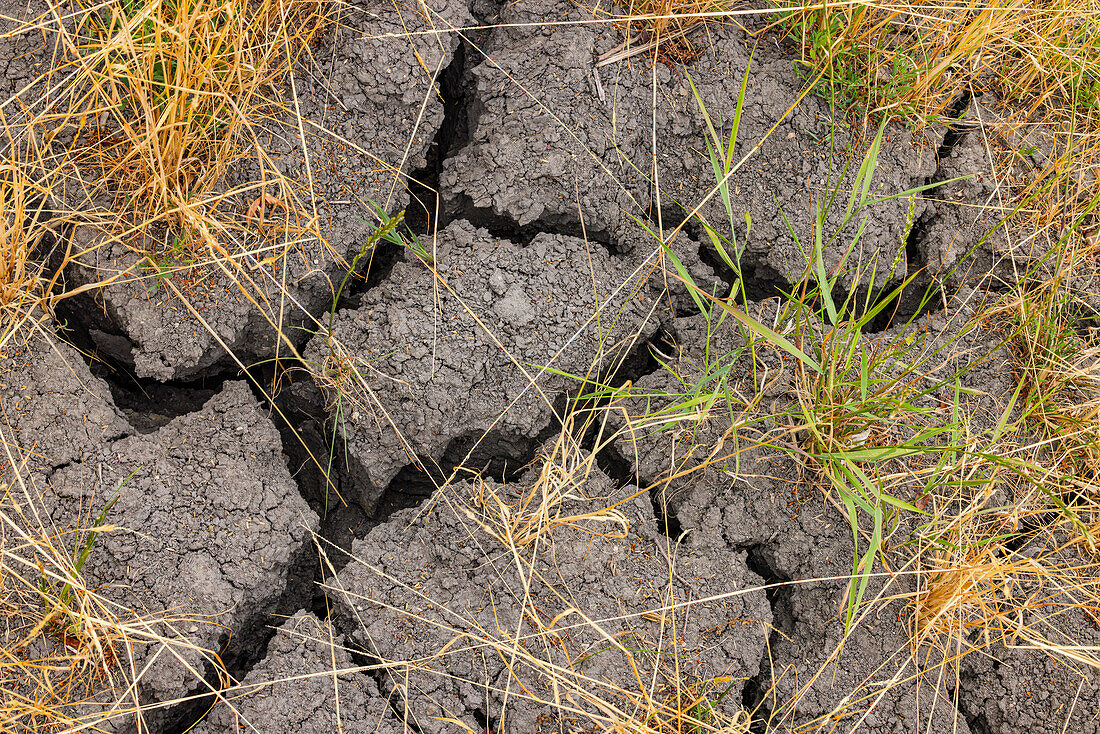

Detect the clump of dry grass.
[
  {"left": 0, "top": 161, "right": 50, "bottom": 316},
  {"left": 985, "top": 235, "right": 1100, "bottom": 496},
  {"left": 910, "top": 480, "right": 1100, "bottom": 683},
  {"left": 56, "top": 0, "right": 328, "bottom": 249},
  {"left": 459, "top": 410, "right": 631, "bottom": 551},
  {"left": 0, "top": 131, "right": 72, "bottom": 355},
  {"left": 768, "top": 0, "right": 1100, "bottom": 122},
  {"left": 595, "top": 0, "right": 1100, "bottom": 245},
  {"left": 912, "top": 484, "right": 1041, "bottom": 650},
  {"left": 592, "top": 0, "right": 729, "bottom": 65},
  {"left": 1, "top": 483, "right": 126, "bottom": 731}
]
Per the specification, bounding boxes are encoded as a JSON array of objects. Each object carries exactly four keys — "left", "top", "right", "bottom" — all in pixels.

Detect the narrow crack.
[
  {"left": 685, "top": 214, "right": 942, "bottom": 333},
  {"left": 966, "top": 711, "right": 993, "bottom": 734},
  {"left": 54, "top": 315, "right": 238, "bottom": 433},
  {"left": 159, "top": 542, "right": 321, "bottom": 732},
  {"left": 649, "top": 488, "right": 685, "bottom": 540},
  {"left": 660, "top": 203, "right": 791, "bottom": 307},
  {"left": 146, "top": 359, "right": 348, "bottom": 733},
  {"left": 740, "top": 543, "right": 790, "bottom": 733},
  {"left": 159, "top": 540, "right": 318, "bottom": 734},
  {"left": 345, "top": 646, "right": 427, "bottom": 734},
  {"left": 448, "top": 193, "right": 620, "bottom": 253},
  {"left": 331, "top": 237, "right": 407, "bottom": 314},
  {"left": 471, "top": 708, "right": 496, "bottom": 734},
  {"left": 903, "top": 88, "right": 975, "bottom": 296},
  {"left": 945, "top": 680, "right": 989, "bottom": 734},
  {"left": 373, "top": 423, "right": 554, "bottom": 521},
  {"left": 406, "top": 42, "right": 469, "bottom": 236},
  {"left": 243, "top": 361, "right": 377, "bottom": 579},
  {"left": 575, "top": 324, "right": 677, "bottom": 492}
]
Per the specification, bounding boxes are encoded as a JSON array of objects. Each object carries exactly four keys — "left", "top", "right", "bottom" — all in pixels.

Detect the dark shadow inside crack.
[
  {"left": 373, "top": 422, "right": 559, "bottom": 523},
  {"left": 966, "top": 711, "right": 993, "bottom": 734},
  {"left": 159, "top": 529, "right": 319, "bottom": 734},
  {"left": 342, "top": 644, "right": 429, "bottom": 733},
  {"left": 446, "top": 192, "right": 621, "bottom": 253},
  {"left": 702, "top": 248, "right": 789, "bottom": 305},
  {"left": 241, "top": 361, "right": 380, "bottom": 577},
  {"left": 57, "top": 316, "right": 238, "bottom": 432},
  {"left": 330, "top": 236, "right": 407, "bottom": 314},
  {"left": 936, "top": 91, "right": 977, "bottom": 159},
  {"left": 406, "top": 41, "right": 469, "bottom": 237},
  {"left": 160, "top": 693, "right": 217, "bottom": 734},
  {"left": 471, "top": 708, "right": 496, "bottom": 734},
  {"left": 592, "top": 436, "right": 637, "bottom": 490},
  {"left": 695, "top": 230, "right": 947, "bottom": 334},
  {"left": 649, "top": 486, "right": 685, "bottom": 540},
  {"left": 740, "top": 543, "right": 791, "bottom": 734},
  {"left": 657, "top": 204, "right": 790, "bottom": 306},
  {"left": 101, "top": 376, "right": 221, "bottom": 434}
]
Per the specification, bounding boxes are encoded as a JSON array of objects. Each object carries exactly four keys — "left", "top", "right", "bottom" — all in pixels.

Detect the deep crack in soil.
[{"left": 406, "top": 42, "right": 470, "bottom": 237}]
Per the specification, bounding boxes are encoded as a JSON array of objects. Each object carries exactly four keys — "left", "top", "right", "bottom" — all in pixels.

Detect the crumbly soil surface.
[
  {"left": 3, "top": 0, "right": 1096, "bottom": 732},
  {"left": 300, "top": 218, "right": 666, "bottom": 514}
]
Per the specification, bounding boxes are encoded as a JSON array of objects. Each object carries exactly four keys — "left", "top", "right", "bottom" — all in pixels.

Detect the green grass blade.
[
  {"left": 661, "top": 241, "right": 710, "bottom": 316},
  {"left": 682, "top": 279, "right": 822, "bottom": 374}
]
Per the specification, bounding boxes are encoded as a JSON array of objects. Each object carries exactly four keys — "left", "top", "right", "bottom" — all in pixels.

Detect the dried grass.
[{"left": 50, "top": 0, "right": 329, "bottom": 249}]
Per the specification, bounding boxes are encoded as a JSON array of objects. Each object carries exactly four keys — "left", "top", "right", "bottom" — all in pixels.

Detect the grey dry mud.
[
  {"left": 0, "top": 0, "right": 58, "bottom": 111},
  {"left": 442, "top": 0, "right": 939, "bottom": 288},
  {"left": 190, "top": 611, "right": 404, "bottom": 734},
  {"left": 3, "top": 2, "right": 1092, "bottom": 733},
  {"left": 302, "top": 218, "right": 671, "bottom": 515},
  {"left": 327, "top": 466, "right": 770, "bottom": 734},
  {"left": 1, "top": 325, "right": 317, "bottom": 733}
]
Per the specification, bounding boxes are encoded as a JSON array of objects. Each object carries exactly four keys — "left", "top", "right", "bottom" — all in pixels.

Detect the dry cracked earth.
[{"left": 2, "top": 0, "right": 1094, "bottom": 732}]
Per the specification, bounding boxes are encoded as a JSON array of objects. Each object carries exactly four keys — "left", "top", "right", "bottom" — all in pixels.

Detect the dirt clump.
[
  {"left": 11, "top": 372, "right": 318, "bottom": 732},
  {"left": 330, "top": 464, "right": 771, "bottom": 733},
  {"left": 304, "top": 219, "right": 662, "bottom": 514},
  {"left": 57, "top": 0, "right": 472, "bottom": 381},
  {"left": 443, "top": 0, "right": 938, "bottom": 288},
  {"left": 192, "top": 610, "right": 404, "bottom": 734},
  {"left": 0, "top": 325, "right": 132, "bottom": 479}
]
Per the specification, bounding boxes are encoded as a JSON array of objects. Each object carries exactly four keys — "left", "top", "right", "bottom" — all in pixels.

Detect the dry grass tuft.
[
  {"left": 768, "top": 0, "right": 1100, "bottom": 234},
  {"left": 1, "top": 482, "right": 126, "bottom": 731},
  {"left": 912, "top": 486, "right": 1038, "bottom": 649},
  {"left": 0, "top": 161, "right": 51, "bottom": 316},
  {"left": 592, "top": 0, "right": 729, "bottom": 64},
  {"left": 769, "top": 0, "right": 1100, "bottom": 122},
  {"left": 912, "top": 490, "right": 1100, "bottom": 678},
  {"left": 985, "top": 235, "right": 1100, "bottom": 500},
  {"left": 55, "top": 0, "right": 328, "bottom": 248}
]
